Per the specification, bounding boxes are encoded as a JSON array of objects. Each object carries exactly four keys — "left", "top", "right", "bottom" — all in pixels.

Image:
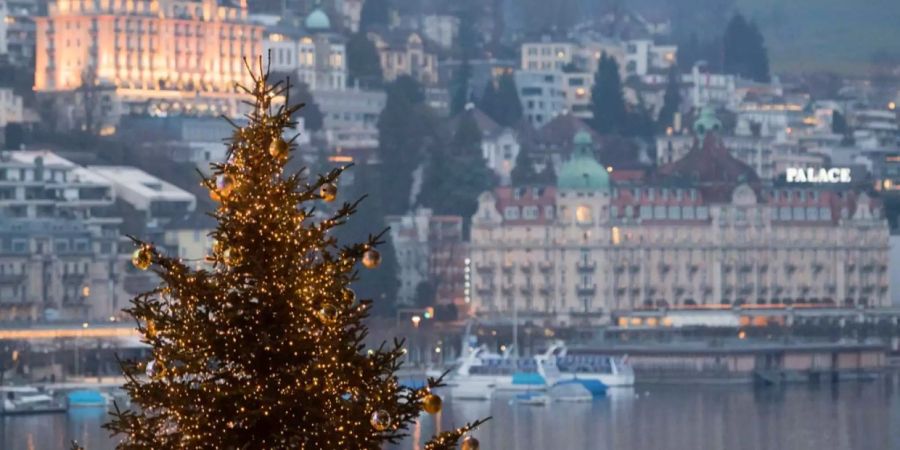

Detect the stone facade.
[{"left": 469, "top": 131, "right": 890, "bottom": 326}]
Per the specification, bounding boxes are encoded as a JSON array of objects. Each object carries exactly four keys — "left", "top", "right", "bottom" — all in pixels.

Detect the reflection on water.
[
  {"left": 394, "top": 377, "right": 900, "bottom": 450},
  {"left": 1, "top": 377, "right": 897, "bottom": 450}
]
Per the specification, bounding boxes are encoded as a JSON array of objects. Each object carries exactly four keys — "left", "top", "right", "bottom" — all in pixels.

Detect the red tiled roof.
[
  {"left": 655, "top": 133, "right": 760, "bottom": 202},
  {"left": 494, "top": 186, "right": 557, "bottom": 225}
]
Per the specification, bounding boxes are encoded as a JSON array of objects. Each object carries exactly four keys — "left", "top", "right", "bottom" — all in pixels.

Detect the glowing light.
[
  {"left": 738, "top": 330, "right": 747, "bottom": 339},
  {"left": 411, "top": 315, "right": 421, "bottom": 327},
  {"left": 889, "top": 102, "right": 896, "bottom": 111},
  {"left": 81, "top": 285, "right": 91, "bottom": 297}
]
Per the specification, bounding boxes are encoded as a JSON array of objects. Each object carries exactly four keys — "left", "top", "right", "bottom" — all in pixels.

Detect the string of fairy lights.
[{"left": 100, "top": 59, "right": 487, "bottom": 450}]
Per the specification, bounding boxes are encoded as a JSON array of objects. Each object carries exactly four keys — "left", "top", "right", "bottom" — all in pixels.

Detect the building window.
[
  {"left": 523, "top": 206, "right": 539, "bottom": 220},
  {"left": 575, "top": 205, "right": 592, "bottom": 224},
  {"left": 669, "top": 205, "right": 681, "bottom": 219},
  {"left": 611, "top": 226, "right": 621, "bottom": 245},
  {"left": 682, "top": 206, "right": 695, "bottom": 219},
  {"left": 504, "top": 206, "right": 520, "bottom": 219},
  {"left": 697, "top": 206, "right": 709, "bottom": 220},
  {"left": 544, "top": 205, "right": 555, "bottom": 219},
  {"left": 639, "top": 205, "right": 652, "bottom": 219}
]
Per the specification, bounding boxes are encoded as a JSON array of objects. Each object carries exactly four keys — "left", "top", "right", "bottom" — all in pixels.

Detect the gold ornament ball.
[
  {"left": 461, "top": 436, "right": 480, "bottom": 450},
  {"left": 269, "top": 137, "right": 289, "bottom": 159},
  {"left": 362, "top": 249, "right": 381, "bottom": 269},
  {"left": 320, "top": 182, "right": 338, "bottom": 202},
  {"left": 224, "top": 247, "right": 243, "bottom": 266},
  {"left": 317, "top": 303, "right": 339, "bottom": 325},
  {"left": 422, "top": 393, "right": 442, "bottom": 414},
  {"left": 132, "top": 247, "right": 152, "bottom": 270},
  {"left": 342, "top": 288, "right": 356, "bottom": 303},
  {"left": 370, "top": 409, "right": 391, "bottom": 431}
]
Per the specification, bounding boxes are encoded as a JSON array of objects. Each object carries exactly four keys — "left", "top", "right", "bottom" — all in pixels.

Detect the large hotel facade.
[
  {"left": 34, "top": 0, "right": 262, "bottom": 120},
  {"left": 468, "top": 112, "right": 890, "bottom": 325}
]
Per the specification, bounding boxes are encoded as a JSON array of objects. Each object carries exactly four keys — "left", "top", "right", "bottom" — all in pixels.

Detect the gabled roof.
[
  {"left": 447, "top": 107, "right": 501, "bottom": 138},
  {"left": 655, "top": 132, "right": 760, "bottom": 202}
]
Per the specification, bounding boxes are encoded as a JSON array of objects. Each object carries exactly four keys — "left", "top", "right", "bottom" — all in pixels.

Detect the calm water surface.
[{"left": 3, "top": 377, "right": 898, "bottom": 450}]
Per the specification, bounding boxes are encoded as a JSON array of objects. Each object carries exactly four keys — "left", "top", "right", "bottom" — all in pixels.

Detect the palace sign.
[{"left": 785, "top": 167, "right": 851, "bottom": 184}]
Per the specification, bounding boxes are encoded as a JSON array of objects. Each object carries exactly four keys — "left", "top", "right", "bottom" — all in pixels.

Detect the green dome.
[
  {"left": 305, "top": 8, "right": 331, "bottom": 30},
  {"left": 693, "top": 106, "right": 721, "bottom": 140},
  {"left": 557, "top": 132, "right": 610, "bottom": 190}
]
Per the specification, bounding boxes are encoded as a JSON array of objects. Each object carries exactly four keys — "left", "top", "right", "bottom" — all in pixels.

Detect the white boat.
[
  {"left": 0, "top": 386, "right": 67, "bottom": 415},
  {"left": 540, "top": 345, "right": 635, "bottom": 388},
  {"left": 447, "top": 346, "right": 546, "bottom": 399}
]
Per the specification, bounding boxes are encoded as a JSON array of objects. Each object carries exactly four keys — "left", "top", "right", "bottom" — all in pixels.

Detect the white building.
[
  {"left": 314, "top": 86, "right": 385, "bottom": 149},
  {"left": 89, "top": 166, "right": 196, "bottom": 229},
  {"left": 624, "top": 39, "right": 676, "bottom": 77},
  {"left": 263, "top": 9, "right": 347, "bottom": 91},
  {"left": 0, "top": 151, "right": 128, "bottom": 322},
  {"left": 514, "top": 71, "right": 567, "bottom": 127},
  {"left": 0, "top": 87, "right": 24, "bottom": 127},
  {"left": 420, "top": 15, "right": 459, "bottom": 51}
]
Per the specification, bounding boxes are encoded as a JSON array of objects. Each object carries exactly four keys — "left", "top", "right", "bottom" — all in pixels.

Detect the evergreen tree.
[
  {"left": 625, "top": 96, "right": 655, "bottom": 139},
  {"left": 493, "top": 73, "right": 523, "bottom": 127},
  {"left": 347, "top": 32, "right": 383, "bottom": 88},
  {"left": 832, "top": 110, "right": 849, "bottom": 135},
  {"left": 656, "top": 67, "right": 682, "bottom": 132},
  {"left": 335, "top": 163, "right": 400, "bottom": 317},
  {"left": 359, "top": 0, "right": 390, "bottom": 31},
  {"left": 510, "top": 149, "right": 539, "bottom": 186},
  {"left": 418, "top": 114, "right": 495, "bottom": 236},
  {"left": 376, "top": 76, "right": 434, "bottom": 215},
  {"left": 478, "top": 79, "right": 499, "bottom": 122},
  {"left": 723, "top": 13, "right": 771, "bottom": 83},
  {"left": 451, "top": 110, "right": 482, "bottom": 156},
  {"left": 98, "top": 65, "right": 485, "bottom": 450},
  {"left": 450, "top": 59, "right": 472, "bottom": 115},
  {"left": 291, "top": 81, "right": 324, "bottom": 132},
  {"left": 590, "top": 53, "right": 627, "bottom": 135}
]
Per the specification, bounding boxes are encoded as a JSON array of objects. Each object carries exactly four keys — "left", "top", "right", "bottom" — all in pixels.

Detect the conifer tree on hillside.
[{"left": 590, "top": 53, "right": 627, "bottom": 135}]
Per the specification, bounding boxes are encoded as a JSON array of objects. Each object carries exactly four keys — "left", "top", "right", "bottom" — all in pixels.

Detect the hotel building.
[
  {"left": 34, "top": 0, "right": 263, "bottom": 122},
  {"left": 468, "top": 112, "right": 890, "bottom": 325}
]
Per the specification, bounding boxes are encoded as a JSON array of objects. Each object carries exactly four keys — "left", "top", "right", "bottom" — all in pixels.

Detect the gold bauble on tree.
[
  {"left": 342, "top": 288, "right": 356, "bottom": 303},
  {"left": 461, "top": 436, "right": 480, "bottom": 450},
  {"left": 369, "top": 409, "right": 391, "bottom": 431},
  {"left": 362, "top": 249, "right": 381, "bottom": 269},
  {"left": 320, "top": 182, "right": 338, "bottom": 202},
  {"left": 132, "top": 246, "right": 152, "bottom": 270},
  {"left": 268, "top": 137, "right": 289, "bottom": 159},
  {"left": 317, "top": 303, "right": 339, "bottom": 325},
  {"left": 422, "top": 393, "right": 442, "bottom": 414}
]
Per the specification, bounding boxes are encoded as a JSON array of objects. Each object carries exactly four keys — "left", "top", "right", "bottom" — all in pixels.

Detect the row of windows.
[
  {"left": 504, "top": 205, "right": 555, "bottom": 220},
  {"left": 612, "top": 205, "right": 711, "bottom": 221}
]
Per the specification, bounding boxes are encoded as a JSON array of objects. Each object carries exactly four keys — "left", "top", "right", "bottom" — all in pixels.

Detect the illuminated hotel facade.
[
  {"left": 34, "top": 0, "right": 263, "bottom": 120},
  {"left": 468, "top": 120, "right": 890, "bottom": 326}
]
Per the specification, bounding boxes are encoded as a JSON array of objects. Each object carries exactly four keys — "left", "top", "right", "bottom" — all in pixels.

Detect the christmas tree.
[{"left": 95, "top": 60, "right": 486, "bottom": 450}]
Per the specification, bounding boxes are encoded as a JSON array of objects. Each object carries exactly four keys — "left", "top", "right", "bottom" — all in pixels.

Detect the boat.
[
  {"left": 540, "top": 345, "right": 635, "bottom": 388},
  {"left": 67, "top": 389, "right": 109, "bottom": 408},
  {"left": 0, "top": 386, "right": 67, "bottom": 415},
  {"left": 447, "top": 346, "right": 546, "bottom": 400}
]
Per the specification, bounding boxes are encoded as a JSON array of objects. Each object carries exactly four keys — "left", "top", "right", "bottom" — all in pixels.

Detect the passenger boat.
[
  {"left": 540, "top": 345, "right": 635, "bottom": 388},
  {"left": 447, "top": 346, "right": 546, "bottom": 399},
  {"left": 0, "top": 386, "right": 67, "bottom": 415}
]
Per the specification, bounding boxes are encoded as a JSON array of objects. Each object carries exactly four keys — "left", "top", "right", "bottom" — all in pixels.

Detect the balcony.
[
  {"left": 539, "top": 285, "right": 554, "bottom": 296},
  {"left": 475, "top": 262, "right": 495, "bottom": 273},
  {"left": 538, "top": 261, "right": 554, "bottom": 272},
  {"left": 520, "top": 262, "right": 533, "bottom": 273},
  {"left": 520, "top": 285, "right": 534, "bottom": 295},
  {"left": 576, "top": 284, "right": 597, "bottom": 296},
  {"left": 501, "top": 262, "right": 514, "bottom": 273},
  {"left": 576, "top": 260, "right": 596, "bottom": 272},
  {"left": 476, "top": 285, "right": 494, "bottom": 295},
  {"left": 501, "top": 285, "right": 514, "bottom": 295}
]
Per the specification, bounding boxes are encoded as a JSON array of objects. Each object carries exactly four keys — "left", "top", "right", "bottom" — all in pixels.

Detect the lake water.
[{"left": 3, "top": 376, "right": 898, "bottom": 450}]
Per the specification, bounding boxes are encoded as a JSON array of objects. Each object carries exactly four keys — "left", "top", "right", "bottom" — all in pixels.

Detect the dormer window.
[{"left": 504, "top": 206, "right": 520, "bottom": 220}]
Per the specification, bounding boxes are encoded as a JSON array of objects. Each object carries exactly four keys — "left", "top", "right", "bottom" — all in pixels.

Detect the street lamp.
[{"left": 411, "top": 315, "right": 421, "bottom": 328}]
